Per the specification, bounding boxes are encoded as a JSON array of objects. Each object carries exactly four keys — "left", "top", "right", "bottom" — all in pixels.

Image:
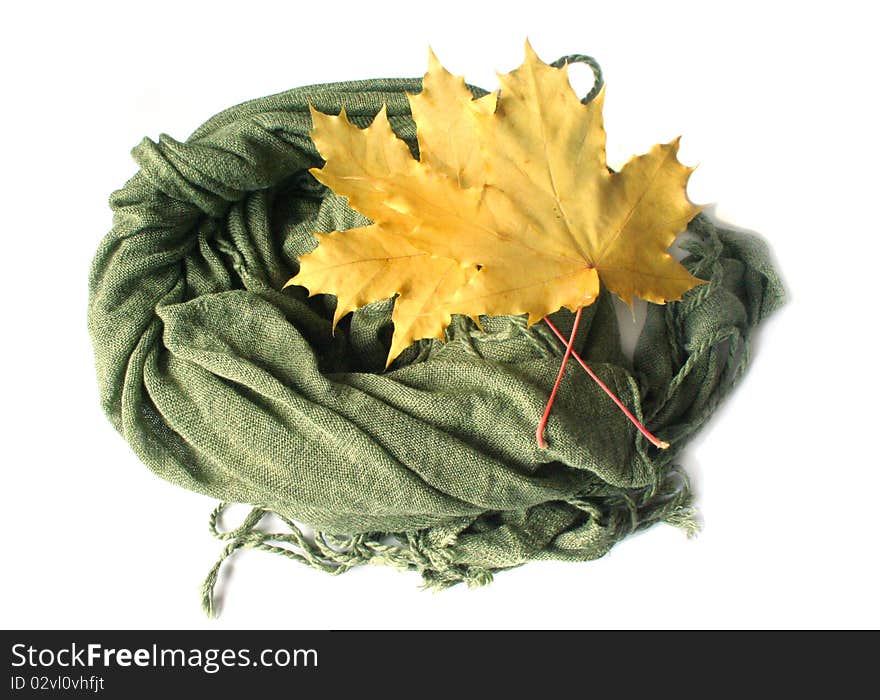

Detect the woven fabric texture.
[{"left": 88, "top": 64, "right": 783, "bottom": 598}]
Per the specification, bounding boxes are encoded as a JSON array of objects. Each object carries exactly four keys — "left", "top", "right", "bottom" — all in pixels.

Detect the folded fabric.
[{"left": 87, "top": 56, "right": 784, "bottom": 614}]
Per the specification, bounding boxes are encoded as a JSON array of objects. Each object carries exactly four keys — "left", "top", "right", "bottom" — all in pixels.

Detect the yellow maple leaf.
[
  {"left": 286, "top": 105, "right": 478, "bottom": 364},
  {"left": 288, "top": 42, "right": 704, "bottom": 365}
]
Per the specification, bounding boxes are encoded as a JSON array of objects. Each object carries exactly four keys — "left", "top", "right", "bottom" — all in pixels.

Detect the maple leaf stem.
[
  {"left": 543, "top": 317, "right": 670, "bottom": 450},
  {"left": 536, "top": 307, "right": 583, "bottom": 449}
]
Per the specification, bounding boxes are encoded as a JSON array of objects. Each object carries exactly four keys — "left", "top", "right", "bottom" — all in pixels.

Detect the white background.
[{"left": 1, "top": 0, "right": 877, "bottom": 629}]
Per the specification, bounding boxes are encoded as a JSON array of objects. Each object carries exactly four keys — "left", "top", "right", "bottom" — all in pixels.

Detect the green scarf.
[{"left": 88, "top": 56, "right": 783, "bottom": 615}]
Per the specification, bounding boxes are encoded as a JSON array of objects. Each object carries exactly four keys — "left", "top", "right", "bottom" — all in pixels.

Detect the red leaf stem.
[
  {"left": 536, "top": 307, "right": 583, "bottom": 448},
  {"left": 542, "top": 316, "right": 669, "bottom": 450}
]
